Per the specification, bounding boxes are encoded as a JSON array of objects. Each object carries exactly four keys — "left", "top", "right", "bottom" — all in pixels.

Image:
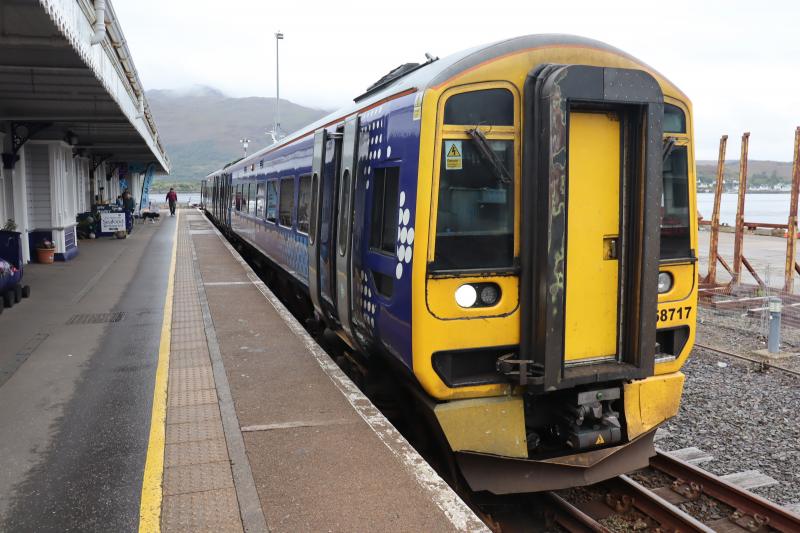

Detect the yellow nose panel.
[{"left": 564, "top": 112, "right": 620, "bottom": 361}]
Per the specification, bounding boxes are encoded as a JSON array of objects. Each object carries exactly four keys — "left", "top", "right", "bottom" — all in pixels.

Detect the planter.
[{"left": 36, "top": 248, "right": 55, "bottom": 264}]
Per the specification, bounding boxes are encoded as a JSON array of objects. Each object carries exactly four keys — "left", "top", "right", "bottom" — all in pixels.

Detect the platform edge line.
[
  {"left": 138, "top": 210, "right": 179, "bottom": 533},
  {"left": 189, "top": 215, "right": 269, "bottom": 533},
  {"left": 206, "top": 217, "right": 489, "bottom": 533}
]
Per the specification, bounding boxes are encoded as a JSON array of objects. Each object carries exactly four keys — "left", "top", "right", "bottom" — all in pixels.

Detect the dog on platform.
[{"left": 140, "top": 211, "right": 161, "bottom": 223}]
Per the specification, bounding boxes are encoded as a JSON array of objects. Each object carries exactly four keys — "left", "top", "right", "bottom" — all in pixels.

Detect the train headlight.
[
  {"left": 479, "top": 284, "right": 500, "bottom": 306},
  {"left": 658, "top": 272, "right": 673, "bottom": 294},
  {"left": 455, "top": 284, "right": 477, "bottom": 308}
]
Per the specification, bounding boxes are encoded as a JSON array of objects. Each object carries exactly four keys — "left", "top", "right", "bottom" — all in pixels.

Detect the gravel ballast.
[{"left": 657, "top": 333, "right": 800, "bottom": 506}]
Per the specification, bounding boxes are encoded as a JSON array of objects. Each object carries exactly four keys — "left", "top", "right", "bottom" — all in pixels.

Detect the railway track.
[
  {"left": 547, "top": 451, "right": 800, "bottom": 532},
  {"left": 694, "top": 342, "right": 800, "bottom": 378}
]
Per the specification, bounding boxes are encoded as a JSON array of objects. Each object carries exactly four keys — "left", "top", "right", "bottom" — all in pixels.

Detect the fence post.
[
  {"left": 784, "top": 127, "right": 800, "bottom": 293},
  {"left": 707, "top": 135, "right": 728, "bottom": 285},
  {"left": 732, "top": 132, "right": 750, "bottom": 284}
]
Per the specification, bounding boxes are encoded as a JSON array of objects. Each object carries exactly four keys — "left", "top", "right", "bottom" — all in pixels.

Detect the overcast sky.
[{"left": 115, "top": 0, "right": 800, "bottom": 161}]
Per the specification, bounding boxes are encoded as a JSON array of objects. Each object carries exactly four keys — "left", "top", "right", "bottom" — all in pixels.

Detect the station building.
[{"left": 0, "top": 0, "right": 168, "bottom": 262}]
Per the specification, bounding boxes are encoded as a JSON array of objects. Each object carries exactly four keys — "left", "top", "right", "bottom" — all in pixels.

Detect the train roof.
[{"left": 209, "top": 34, "right": 679, "bottom": 179}]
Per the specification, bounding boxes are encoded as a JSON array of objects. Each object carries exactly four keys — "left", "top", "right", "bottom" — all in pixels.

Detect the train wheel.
[
  {"left": 21, "top": 285, "right": 30, "bottom": 298},
  {"left": 14, "top": 285, "right": 22, "bottom": 303},
  {"left": 2, "top": 290, "right": 13, "bottom": 308}
]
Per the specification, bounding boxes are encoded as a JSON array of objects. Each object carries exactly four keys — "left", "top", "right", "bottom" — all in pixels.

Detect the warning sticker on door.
[{"left": 444, "top": 140, "right": 462, "bottom": 170}]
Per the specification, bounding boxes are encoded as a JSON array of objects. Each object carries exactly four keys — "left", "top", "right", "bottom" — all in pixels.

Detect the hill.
[
  {"left": 696, "top": 160, "right": 794, "bottom": 191},
  {"left": 146, "top": 86, "right": 330, "bottom": 185}
]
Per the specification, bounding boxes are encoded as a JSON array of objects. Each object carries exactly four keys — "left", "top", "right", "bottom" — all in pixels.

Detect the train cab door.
[{"left": 333, "top": 116, "right": 359, "bottom": 337}]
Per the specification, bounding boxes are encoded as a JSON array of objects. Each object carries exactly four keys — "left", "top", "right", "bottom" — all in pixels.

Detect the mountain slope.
[{"left": 147, "top": 86, "right": 329, "bottom": 182}]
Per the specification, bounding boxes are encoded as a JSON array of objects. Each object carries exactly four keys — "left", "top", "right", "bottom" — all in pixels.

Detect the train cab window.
[
  {"left": 444, "top": 88, "right": 514, "bottom": 126},
  {"left": 661, "top": 146, "right": 691, "bottom": 259},
  {"left": 297, "top": 175, "right": 312, "bottom": 234},
  {"left": 266, "top": 181, "right": 278, "bottom": 222},
  {"left": 433, "top": 139, "right": 514, "bottom": 270},
  {"left": 369, "top": 167, "right": 399, "bottom": 254},
  {"left": 279, "top": 177, "right": 295, "bottom": 227},
  {"left": 256, "top": 183, "right": 265, "bottom": 218},
  {"left": 664, "top": 104, "right": 686, "bottom": 134}
]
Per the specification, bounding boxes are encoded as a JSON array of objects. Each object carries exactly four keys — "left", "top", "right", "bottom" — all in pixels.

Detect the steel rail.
[
  {"left": 542, "top": 492, "right": 609, "bottom": 533},
  {"left": 604, "top": 475, "right": 714, "bottom": 532},
  {"left": 651, "top": 452, "right": 800, "bottom": 533},
  {"left": 694, "top": 342, "right": 800, "bottom": 378}
]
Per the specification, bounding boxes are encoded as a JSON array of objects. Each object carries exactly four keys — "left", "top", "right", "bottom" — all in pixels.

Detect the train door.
[
  {"left": 564, "top": 112, "right": 620, "bottom": 362},
  {"left": 334, "top": 116, "right": 359, "bottom": 336},
  {"left": 309, "top": 127, "right": 343, "bottom": 323}
]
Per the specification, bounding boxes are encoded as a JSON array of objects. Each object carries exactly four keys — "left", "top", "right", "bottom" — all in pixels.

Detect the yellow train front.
[
  {"left": 409, "top": 37, "right": 697, "bottom": 493},
  {"left": 202, "top": 35, "right": 697, "bottom": 495}
]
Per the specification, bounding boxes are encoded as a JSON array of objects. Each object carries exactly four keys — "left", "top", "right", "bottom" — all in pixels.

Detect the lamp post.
[
  {"left": 240, "top": 138, "right": 250, "bottom": 158},
  {"left": 274, "top": 31, "right": 284, "bottom": 139}
]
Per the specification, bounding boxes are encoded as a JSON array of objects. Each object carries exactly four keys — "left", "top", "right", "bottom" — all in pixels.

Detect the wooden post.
[
  {"left": 732, "top": 132, "right": 750, "bottom": 284},
  {"left": 706, "top": 135, "right": 727, "bottom": 285},
  {"left": 784, "top": 127, "right": 800, "bottom": 293}
]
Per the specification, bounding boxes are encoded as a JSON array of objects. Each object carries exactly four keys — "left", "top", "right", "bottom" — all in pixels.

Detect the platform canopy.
[{"left": 0, "top": 0, "right": 169, "bottom": 171}]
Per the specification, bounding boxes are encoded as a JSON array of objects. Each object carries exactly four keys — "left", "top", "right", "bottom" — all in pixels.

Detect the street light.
[
  {"left": 240, "top": 138, "right": 250, "bottom": 158},
  {"left": 274, "top": 31, "right": 284, "bottom": 139}
]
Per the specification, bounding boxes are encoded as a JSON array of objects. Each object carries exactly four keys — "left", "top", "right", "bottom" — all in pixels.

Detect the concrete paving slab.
[
  {"left": 165, "top": 438, "right": 230, "bottom": 468},
  {"left": 166, "top": 419, "right": 226, "bottom": 444},
  {"left": 163, "top": 461, "right": 235, "bottom": 496},
  {"left": 162, "top": 488, "right": 243, "bottom": 533}
]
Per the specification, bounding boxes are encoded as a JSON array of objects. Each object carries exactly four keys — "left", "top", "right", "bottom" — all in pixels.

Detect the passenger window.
[
  {"left": 266, "top": 181, "right": 278, "bottom": 222},
  {"left": 433, "top": 139, "right": 514, "bottom": 270},
  {"left": 297, "top": 175, "right": 312, "bottom": 234},
  {"left": 444, "top": 88, "right": 514, "bottom": 126},
  {"left": 235, "top": 185, "right": 243, "bottom": 211},
  {"left": 661, "top": 147, "right": 691, "bottom": 259},
  {"left": 247, "top": 184, "right": 256, "bottom": 214},
  {"left": 256, "top": 183, "right": 265, "bottom": 218},
  {"left": 369, "top": 167, "right": 399, "bottom": 254},
  {"left": 279, "top": 177, "right": 295, "bottom": 227},
  {"left": 309, "top": 173, "right": 319, "bottom": 242},
  {"left": 337, "top": 169, "right": 352, "bottom": 256},
  {"left": 664, "top": 104, "right": 686, "bottom": 134}
]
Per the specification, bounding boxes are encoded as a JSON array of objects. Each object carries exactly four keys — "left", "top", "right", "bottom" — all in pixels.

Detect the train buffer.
[{"left": 0, "top": 210, "right": 486, "bottom": 531}]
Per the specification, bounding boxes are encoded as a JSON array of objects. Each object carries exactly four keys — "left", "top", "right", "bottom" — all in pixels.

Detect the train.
[{"left": 201, "top": 34, "right": 698, "bottom": 494}]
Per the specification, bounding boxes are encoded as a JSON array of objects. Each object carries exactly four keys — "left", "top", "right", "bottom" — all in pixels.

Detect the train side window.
[
  {"left": 309, "top": 173, "right": 319, "bottom": 243},
  {"left": 664, "top": 104, "right": 686, "bottom": 134},
  {"left": 369, "top": 167, "right": 400, "bottom": 255},
  {"left": 297, "top": 174, "right": 312, "bottom": 234},
  {"left": 337, "top": 169, "right": 352, "bottom": 256},
  {"left": 256, "top": 183, "right": 265, "bottom": 218},
  {"left": 661, "top": 146, "right": 691, "bottom": 259},
  {"left": 235, "top": 184, "right": 243, "bottom": 211},
  {"left": 279, "top": 177, "right": 295, "bottom": 227},
  {"left": 444, "top": 88, "right": 513, "bottom": 126},
  {"left": 266, "top": 181, "right": 278, "bottom": 222},
  {"left": 247, "top": 184, "right": 256, "bottom": 214}
]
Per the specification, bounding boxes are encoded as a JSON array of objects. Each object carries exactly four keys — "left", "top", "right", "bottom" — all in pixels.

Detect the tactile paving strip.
[{"left": 161, "top": 216, "right": 243, "bottom": 532}]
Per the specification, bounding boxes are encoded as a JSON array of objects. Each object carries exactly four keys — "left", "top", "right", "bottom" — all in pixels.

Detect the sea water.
[{"left": 696, "top": 193, "right": 793, "bottom": 226}]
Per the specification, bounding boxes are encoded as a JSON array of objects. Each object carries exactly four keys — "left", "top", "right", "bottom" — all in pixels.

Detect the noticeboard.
[{"left": 100, "top": 212, "right": 126, "bottom": 233}]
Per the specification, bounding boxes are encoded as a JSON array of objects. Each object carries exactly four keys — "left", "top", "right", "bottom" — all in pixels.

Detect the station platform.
[{"left": 0, "top": 208, "right": 487, "bottom": 532}]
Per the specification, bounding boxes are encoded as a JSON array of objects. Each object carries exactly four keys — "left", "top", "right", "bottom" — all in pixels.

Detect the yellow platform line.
[{"left": 139, "top": 210, "right": 180, "bottom": 533}]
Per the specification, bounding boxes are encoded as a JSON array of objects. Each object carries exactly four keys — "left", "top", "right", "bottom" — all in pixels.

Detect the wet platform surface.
[
  {"left": 0, "top": 209, "right": 486, "bottom": 532},
  {"left": 0, "top": 216, "right": 175, "bottom": 531}
]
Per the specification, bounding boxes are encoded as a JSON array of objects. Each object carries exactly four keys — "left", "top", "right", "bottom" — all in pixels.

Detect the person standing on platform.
[
  {"left": 122, "top": 190, "right": 135, "bottom": 234},
  {"left": 166, "top": 188, "right": 178, "bottom": 216}
]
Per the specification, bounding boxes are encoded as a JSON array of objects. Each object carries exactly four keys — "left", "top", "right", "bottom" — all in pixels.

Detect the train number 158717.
[{"left": 657, "top": 306, "right": 692, "bottom": 323}]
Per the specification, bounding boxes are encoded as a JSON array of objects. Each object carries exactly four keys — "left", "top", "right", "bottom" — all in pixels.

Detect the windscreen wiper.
[
  {"left": 663, "top": 136, "right": 677, "bottom": 162},
  {"left": 466, "top": 127, "right": 512, "bottom": 185}
]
